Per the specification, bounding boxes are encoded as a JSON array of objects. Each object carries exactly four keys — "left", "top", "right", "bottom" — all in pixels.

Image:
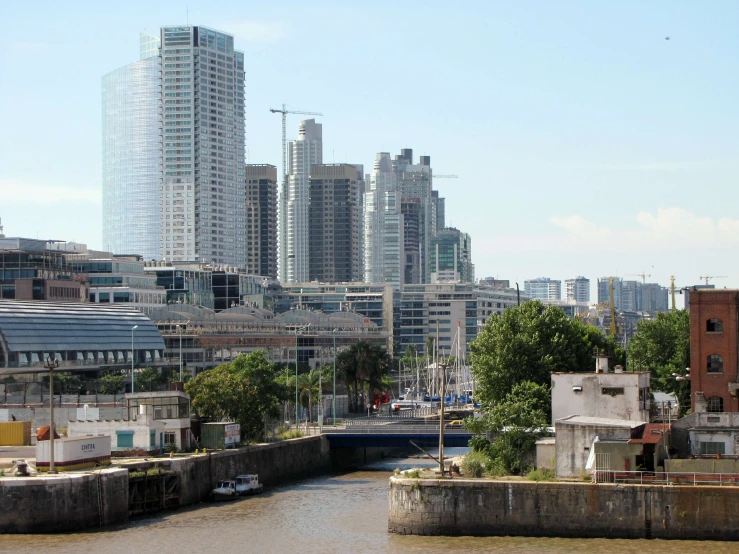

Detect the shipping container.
[
  {"left": 200, "top": 422, "right": 240, "bottom": 449},
  {"left": 36, "top": 435, "right": 111, "bottom": 472},
  {"left": 0, "top": 421, "right": 32, "bottom": 446}
]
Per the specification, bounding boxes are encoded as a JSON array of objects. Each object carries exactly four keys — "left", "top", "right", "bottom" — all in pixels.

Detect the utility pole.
[
  {"left": 438, "top": 360, "right": 448, "bottom": 476},
  {"left": 44, "top": 356, "right": 59, "bottom": 474}
]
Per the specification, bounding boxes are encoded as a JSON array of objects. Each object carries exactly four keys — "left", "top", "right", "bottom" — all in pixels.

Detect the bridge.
[{"left": 320, "top": 421, "right": 474, "bottom": 448}]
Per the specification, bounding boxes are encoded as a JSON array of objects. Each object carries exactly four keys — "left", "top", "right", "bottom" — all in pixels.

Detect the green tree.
[
  {"left": 627, "top": 310, "right": 690, "bottom": 414},
  {"left": 466, "top": 381, "right": 549, "bottom": 474},
  {"left": 135, "top": 367, "right": 160, "bottom": 392},
  {"left": 470, "top": 300, "right": 622, "bottom": 418},
  {"left": 99, "top": 372, "right": 124, "bottom": 396},
  {"left": 186, "top": 351, "right": 285, "bottom": 442},
  {"left": 336, "top": 341, "right": 391, "bottom": 412}
]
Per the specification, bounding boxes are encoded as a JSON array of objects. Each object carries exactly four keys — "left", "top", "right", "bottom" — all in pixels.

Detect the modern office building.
[
  {"left": 283, "top": 119, "right": 322, "bottom": 282},
  {"left": 245, "top": 164, "right": 277, "bottom": 278},
  {"left": 598, "top": 277, "right": 623, "bottom": 309},
  {"left": 363, "top": 153, "right": 404, "bottom": 288},
  {"left": 431, "top": 190, "right": 445, "bottom": 235},
  {"left": 159, "top": 25, "right": 246, "bottom": 267},
  {"left": 564, "top": 276, "right": 590, "bottom": 303},
  {"left": 641, "top": 282, "right": 669, "bottom": 312},
  {"left": 308, "top": 164, "right": 362, "bottom": 283},
  {"left": 475, "top": 284, "right": 521, "bottom": 327},
  {"left": 401, "top": 198, "right": 422, "bottom": 285},
  {"left": 524, "top": 278, "right": 561, "bottom": 301},
  {"left": 429, "top": 227, "right": 474, "bottom": 283},
  {"left": 102, "top": 32, "right": 162, "bottom": 261}
]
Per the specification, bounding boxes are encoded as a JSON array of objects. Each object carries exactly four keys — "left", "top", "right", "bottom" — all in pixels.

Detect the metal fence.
[{"left": 593, "top": 470, "right": 739, "bottom": 486}]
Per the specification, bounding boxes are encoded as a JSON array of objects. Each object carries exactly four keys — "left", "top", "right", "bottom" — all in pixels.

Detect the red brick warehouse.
[{"left": 689, "top": 290, "right": 739, "bottom": 413}]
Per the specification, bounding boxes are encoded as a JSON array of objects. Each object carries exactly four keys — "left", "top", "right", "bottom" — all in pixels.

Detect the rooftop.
[{"left": 555, "top": 415, "right": 647, "bottom": 428}]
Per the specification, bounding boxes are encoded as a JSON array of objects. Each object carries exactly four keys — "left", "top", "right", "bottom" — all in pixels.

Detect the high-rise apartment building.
[
  {"left": 245, "top": 165, "right": 277, "bottom": 278},
  {"left": 363, "top": 153, "right": 404, "bottom": 288},
  {"left": 308, "top": 164, "right": 362, "bottom": 283},
  {"left": 394, "top": 150, "right": 433, "bottom": 284},
  {"left": 564, "top": 276, "right": 590, "bottom": 303},
  {"left": 430, "top": 227, "right": 474, "bottom": 283},
  {"left": 432, "top": 190, "right": 445, "bottom": 234},
  {"left": 524, "top": 278, "right": 561, "bottom": 301},
  {"left": 282, "top": 119, "right": 322, "bottom": 282},
  {"left": 401, "top": 198, "right": 422, "bottom": 285},
  {"left": 102, "top": 33, "right": 161, "bottom": 261},
  {"left": 159, "top": 26, "right": 246, "bottom": 266},
  {"left": 598, "top": 277, "right": 623, "bottom": 309}
]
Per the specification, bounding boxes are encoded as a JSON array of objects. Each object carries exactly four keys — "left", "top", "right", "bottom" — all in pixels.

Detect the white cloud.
[
  {"left": 0, "top": 180, "right": 100, "bottom": 205},
  {"left": 223, "top": 20, "right": 289, "bottom": 43}
]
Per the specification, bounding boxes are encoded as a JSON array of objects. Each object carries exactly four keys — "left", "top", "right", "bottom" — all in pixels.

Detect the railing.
[
  {"left": 322, "top": 424, "right": 471, "bottom": 435},
  {"left": 592, "top": 470, "right": 739, "bottom": 486}
]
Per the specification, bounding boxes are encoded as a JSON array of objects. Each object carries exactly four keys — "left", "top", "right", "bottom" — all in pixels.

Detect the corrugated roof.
[
  {"left": 629, "top": 423, "right": 670, "bottom": 445},
  {"left": 555, "top": 415, "right": 647, "bottom": 428}
]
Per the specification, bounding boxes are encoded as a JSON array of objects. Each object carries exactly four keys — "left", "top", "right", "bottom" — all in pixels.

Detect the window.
[
  {"left": 116, "top": 430, "right": 134, "bottom": 449},
  {"left": 164, "top": 432, "right": 176, "bottom": 446},
  {"left": 601, "top": 387, "right": 625, "bottom": 396},
  {"left": 700, "top": 441, "right": 725, "bottom": 455},
  {"left": 150, "top": 430, "right": 156, "bottom": 447},
  {"left": 707, "top": 319, "right": 723, "bottom": 333},
  {"left": 707, "top": 354, "right": 724, "bottom": 373},
  {"left": 707, "top": 396, "right": 724, "bottom": 413}
]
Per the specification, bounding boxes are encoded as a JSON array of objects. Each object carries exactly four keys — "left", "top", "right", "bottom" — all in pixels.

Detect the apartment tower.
[{"left": 245, "top": 164, "right": 278, "bottom": 278}]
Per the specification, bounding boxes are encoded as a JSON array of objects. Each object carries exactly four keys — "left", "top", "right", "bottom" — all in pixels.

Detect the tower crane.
[
  {"left": 699, "top": 275, "right": 727, "bottom": 285},
  {"left": 433, "top": 175, "right": 458, "bottom": 178},
  {"left": 269, "top": 105, "right": 323, "bottom": 186},
  {"left": 627, "top": 272, "right": 651, "bottom": 284}
]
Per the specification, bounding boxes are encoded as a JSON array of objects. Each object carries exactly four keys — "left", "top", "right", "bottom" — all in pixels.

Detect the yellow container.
[{"left": 0, "top": 421, "right": 32, "bottom": 446}]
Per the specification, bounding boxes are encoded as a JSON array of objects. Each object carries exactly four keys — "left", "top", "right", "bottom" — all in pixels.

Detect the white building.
[
  {"left": 69, "top": 412, "right": 167, "bottom": 452},
  {"left": 564, "top": 276, "right": 590, "bottom": 303},
  {"left": 126, "top": 390, "right": 192, "bottom": 450},
  {"left": 524, "top": 278, "right": 561, "bottom": 301},
  {"left": 283, "top": 119, "right": 322, "bottom": 282},
  {"left": 363, "top": 153, "right": 404, "bottom": 288},
  {"left": 551, "top": 368, "right": 651, "bottom": 423}
]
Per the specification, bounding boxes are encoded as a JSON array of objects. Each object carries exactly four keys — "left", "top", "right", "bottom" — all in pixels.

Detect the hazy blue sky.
[{"left": 1, "top": 0, "right": 738, "bottom": 299}]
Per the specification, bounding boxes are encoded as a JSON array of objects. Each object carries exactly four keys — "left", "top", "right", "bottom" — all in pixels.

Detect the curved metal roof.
[{"left": 0, "top": 300, "right": 164, "bottom": 353}]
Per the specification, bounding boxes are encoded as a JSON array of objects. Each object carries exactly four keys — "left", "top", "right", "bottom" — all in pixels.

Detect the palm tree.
[{"left": 337, "top": 342, "right": 391, "bottom": 413}]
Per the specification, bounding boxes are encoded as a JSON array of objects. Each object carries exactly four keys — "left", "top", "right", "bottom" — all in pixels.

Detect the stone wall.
[
  {"left": 388, "top": 477, "right": 739, "bottom": 540},
  {"left": 0, "top": 468, "right": 128, "bottom": 533}
]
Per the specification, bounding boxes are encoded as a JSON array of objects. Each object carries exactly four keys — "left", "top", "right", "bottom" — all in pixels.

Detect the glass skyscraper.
[{"left": 102, "top": 33, "right": 161, "bottom": 260}]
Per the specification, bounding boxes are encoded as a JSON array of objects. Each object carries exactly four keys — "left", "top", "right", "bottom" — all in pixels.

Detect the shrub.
[
  {"left": 461, "top": 451, "right": 487, "bottom": 478},
  {"left": 485, "top": 458, "right": 508, "bottom": 478},
  {"left": 404, "top": 469, "right": 422, "bottom": 478},
  {"left": 527, "top": 468, "right": 555, "bottom": 482},
  {"left": 468, "top": 434, "right": 491, "bottom": 453}
]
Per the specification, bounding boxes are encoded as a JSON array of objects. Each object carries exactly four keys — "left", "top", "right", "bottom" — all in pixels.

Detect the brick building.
[{"left": 689, "top": 290, "right": 739, "bottom": 413}]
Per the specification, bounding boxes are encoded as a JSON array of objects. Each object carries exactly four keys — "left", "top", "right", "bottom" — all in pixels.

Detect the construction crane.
[
  {"left": 699, "top": 275, "right": 727, "bottom": 285},
  {"left": 608, "top": 277, "right": 618, "bottom": 337},
  {"left": 269, "top": 103, "right": 323, "bottom": 192},
  {"left": 627, "top": 272, "right": 651, "bottom": 284},
  {"left": 433, "top": 175, "right": 458, "bottom": 178}
]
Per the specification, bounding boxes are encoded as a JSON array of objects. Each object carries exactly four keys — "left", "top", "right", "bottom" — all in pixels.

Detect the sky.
[{"left": 1, "top": 0, "right": 738, "bottom": 302}]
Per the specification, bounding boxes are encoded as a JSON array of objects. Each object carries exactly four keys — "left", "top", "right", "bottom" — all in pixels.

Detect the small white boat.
[
  {"left": 212, "top": 480, "right": 238, "bottom": 500},
  {"left": 235, "top": 474, "right": 264, "bottom": 496}
]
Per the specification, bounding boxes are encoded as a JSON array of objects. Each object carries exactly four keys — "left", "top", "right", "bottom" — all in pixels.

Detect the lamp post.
[
  {"left": 131, "top": 325, "right": 139, "bottom": 393},
  {"left": 44, "top": 356, "right": 59, "bottom": 474},
  {"left": 332, "top": 328, "right": 337, "bottom": 426},
  {"left": 291, "top": 324, "right": 310, "bottom": 427},
  {"left": 177, "top": 324, "right": 183, "bottom": 382}
]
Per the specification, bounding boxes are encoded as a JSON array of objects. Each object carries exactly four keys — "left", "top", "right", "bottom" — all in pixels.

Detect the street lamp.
[
  {"left": 176, "top": 324, "right": 183, "bottom": 382},
  {"left": 131, "top": 325, "right": 139, "bottom": 393},
  {"left": 43, "top": 356, "right": 59, "bottom": 474},
  {"left": 332, "top": 328, "right": 337, "bottom": 426}
]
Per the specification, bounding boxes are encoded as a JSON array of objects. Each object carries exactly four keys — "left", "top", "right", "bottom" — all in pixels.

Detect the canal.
[{"left": 2, "top": 450, "right": 737, "bottom": 553}]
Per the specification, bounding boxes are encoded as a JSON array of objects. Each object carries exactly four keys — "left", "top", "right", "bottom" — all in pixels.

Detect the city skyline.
[{"left": 2, "top": 1, "right": 739, "bottom": 298}]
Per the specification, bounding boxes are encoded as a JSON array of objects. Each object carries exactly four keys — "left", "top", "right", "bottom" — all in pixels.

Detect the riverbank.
[
  {"left": 0, "top": 436, "right": 408, "bottom": 534},
  {"left": 388, "top": 476, "right": 739, "bottom": 540}
]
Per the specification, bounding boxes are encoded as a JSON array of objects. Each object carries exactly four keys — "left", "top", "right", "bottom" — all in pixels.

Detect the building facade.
[
  {"left": 598, "top": 277, "right": 623, "bottom": 309},
  {"left": 429, "top": 227, "right": 474, "bottom": 283},
  {"left": 283, "top": 119, "right": 322, "bottom": 282},
  {"left": 308, "top": 164, "right": 362, "bottom": 283},
  {"left": 159, "top": 25, "right": 246, "bottom": 266},
  {"left": 564, "top": 276, "right": 590, "bottom": 303},
  {"left": 102, "top": 34, "right": 161, "bottom": 261},
  {"left": 245, "top": 164, "right": 277, "bottom": 278},
  {"left": 524, "top": 278, "right": 561, "bottom": 301},
  {"left": 689, "top": 289, "right": 739, "bottom": 414}
]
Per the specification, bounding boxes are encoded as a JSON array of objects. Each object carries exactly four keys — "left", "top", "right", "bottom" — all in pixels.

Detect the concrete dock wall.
[
  {"left": 388, "top": 477, "right": 739, "bottom": 540},
  {"left": 0, "top": 469, "right": 128, "bottom": 533}
]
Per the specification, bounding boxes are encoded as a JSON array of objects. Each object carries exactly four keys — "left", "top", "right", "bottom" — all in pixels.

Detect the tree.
[
  {"left": 470, "top": 300, "right": 622, "bottom": 419},
  {"left": 135, "top": 367, "right": 160, "bottom": 392},
  {"left": 466, "top": 381, "right": 549, "bottom": 474},
  {"left": 627, "top": 310, "right": 690, "bottom": 414},
  {"left": 336, "top": 341, "right": 391, "bottom": 412},
  {"left": 186, "top": 351, "right": 285, "bottom": 442},
  {"left": 99, "top": 373, "right": 124, "bottom": 396}
]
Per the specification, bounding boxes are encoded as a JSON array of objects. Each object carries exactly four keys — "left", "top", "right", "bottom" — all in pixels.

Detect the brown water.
[{"left": 1, "top": 454, "right": 734, "bottom": 553}]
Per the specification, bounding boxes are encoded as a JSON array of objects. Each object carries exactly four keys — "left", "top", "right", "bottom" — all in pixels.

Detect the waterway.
[{"left": 2, "top": 449, "right": 736, "bottom": 553}]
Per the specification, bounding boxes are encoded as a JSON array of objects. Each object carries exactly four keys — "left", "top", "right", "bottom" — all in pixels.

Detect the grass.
[
  {"left": 404, "top": 469, "right": 422, "bottom": 478},
  {"left": 279, "top": 429, "right": 304, "bottom": 440},
  {"left": 527, "top": 468, "right": 556, "bottom": 482}
]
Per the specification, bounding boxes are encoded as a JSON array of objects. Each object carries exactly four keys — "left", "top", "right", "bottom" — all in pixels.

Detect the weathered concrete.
[
  {"left": 0, "top": 468, "right": 128, "bottom": 533},
  {"left": 388, "top": 477, "right": 739, "bottom": 540}
]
